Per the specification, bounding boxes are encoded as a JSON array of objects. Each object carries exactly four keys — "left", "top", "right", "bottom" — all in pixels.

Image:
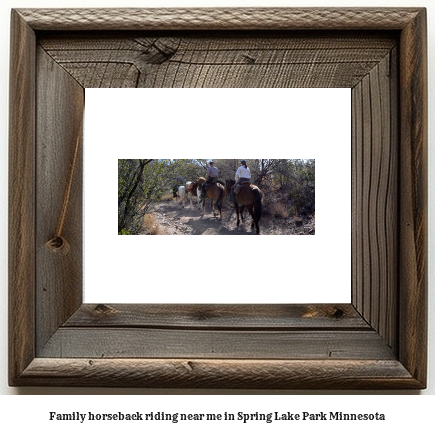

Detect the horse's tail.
[
  {"left": 215, "top": 185, "right": 224, "bottom": 208},
  {"left": 253, "top": 188, "right": 262, "bottom": 222}
]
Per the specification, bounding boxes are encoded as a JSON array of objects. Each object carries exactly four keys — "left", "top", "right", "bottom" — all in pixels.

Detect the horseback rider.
[
  {"left": 206, "top": 161, "right": 219, "bottom": 183},
  {"left": 201, "top": 161, "right": 219, "bottom": 198},
  {"left": 172, "top": 175, "right": 184, "bottom": 198},
  {"left": 230, "top": 160, "right": 251, "bottom": 203}
]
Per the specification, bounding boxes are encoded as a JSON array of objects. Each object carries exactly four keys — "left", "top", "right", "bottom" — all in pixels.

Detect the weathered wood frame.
[{"left": 9, "top": 8, "right": 427, "bottom": 388}]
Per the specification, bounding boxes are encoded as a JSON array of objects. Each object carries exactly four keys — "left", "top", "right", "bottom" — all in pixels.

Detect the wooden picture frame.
[{"left": 9, "top": 8, "right": 427, "bottom": 389}]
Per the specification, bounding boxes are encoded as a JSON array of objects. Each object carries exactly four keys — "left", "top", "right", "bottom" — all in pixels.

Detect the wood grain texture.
[
  {"left": 398, "top": 8, "right": 428, "bottom": 386},
  {"left": 39, "top": 33, "right": 396, "bottom": 88},
  {"left": 35, "top": 48, "right": 84, "bottom": 354},
  {"left": 351, "top": 50, "right": 398, "bottom": 351},
  {"left": 65, "top": 304, "right": 369, "bottom": 330},
  {"left": 16, "top": 8, "right": 422, "bottom": 31},
  {"left": 8, "top": 8, "right": 427, "bottom": 388},
  {"left": 17, "top": 358, "right": 420, "bottom": 389},
  {"left": 8, "top": 10, "right": 36, "bottom": 386},
  {"left": 39, "top": 328, "right": 395, "bottom": 360}
]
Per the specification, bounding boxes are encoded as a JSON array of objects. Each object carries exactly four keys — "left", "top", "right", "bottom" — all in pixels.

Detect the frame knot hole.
[
  {"left": 45, "top": 236, "right": 70, "bottom": 255},
  {"left": 243, "top": 53, "right": 256, "bottom": 64},
  {"left": 94, "top": 304, "right": 116, "bottom": 315},
  {"left": 332, "top": 308, "right": 345, "bottom": 319},
  {"left": 140, "top": 38, "right": 178, "bottom": 64}
]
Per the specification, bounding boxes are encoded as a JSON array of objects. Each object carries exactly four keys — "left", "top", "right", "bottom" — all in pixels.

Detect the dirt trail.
[{"left": 145, "top": 199, "right": 315, "bottom": 236}]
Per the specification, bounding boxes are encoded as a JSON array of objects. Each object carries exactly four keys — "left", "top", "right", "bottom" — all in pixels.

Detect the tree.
[
  {"left": 211, "top": 159, "right": 240, "bottom": 180},
  {"left": 274, "top": 159, "right": 315, "bottom": 215},
  {"left": 118, "top": 159, "right": 149, "bottom": 233},
  {"left": 118, "top": 159, "right": 175, "bottom": 234}
]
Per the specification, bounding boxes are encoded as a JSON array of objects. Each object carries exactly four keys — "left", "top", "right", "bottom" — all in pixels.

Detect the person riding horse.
[
  {"left": 226, "top": 161, "right": 263, "bottom": 234},
  {"left": 200, "top": 161, "right": 219, "bottom": 199},
  {"left": 230, "top": 160, "right": 251, "bottom": 203}
]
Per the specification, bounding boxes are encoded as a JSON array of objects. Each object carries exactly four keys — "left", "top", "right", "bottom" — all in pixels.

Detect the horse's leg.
[
  {"left": 201, "top": 194, "right": 205, "bottom": 217},
  {"left": 197, "top": 187, "right": 202, "bottom": 209},
  {"left": 253, "top": 206, "right": 260, "bottom": 234},
  {"left": 209, "top": 188, "right": 218, "bottom": 217},
  {"left": 179, "top": 187, "right": 185, "bottom": 207},
  {"left": 215, "top": 189, "right": 222, "bottom": 218},
  {"left": 247, "top": 205, "right": 255, "bottom": 227},
  {"left": 255, "top": 215, "right": 260, "bottom": 234},
  {"left": 235, "top": 201, "right": 240, "bottom": 226},
  {"left": 247, "top": 205, "right": 259, "bottom": 234},
  {"left": 214, "top": 187, "right": 223, "bottom": 220},
  {"left": 211, "top": 196, "right": 216, "bottom": 217},
  {"left": 239, "top": 205, "right": 246, "bottom": 222}
]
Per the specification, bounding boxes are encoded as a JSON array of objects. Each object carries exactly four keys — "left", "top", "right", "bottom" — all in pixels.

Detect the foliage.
[
  {"left": 273, "top": 159, "right": 315, "bottom": 215},
  {"left": 118, "top": 159, "right": 169, "bottom": 234},
  {"left": 215, "top": 159, "right": 315, "bottom": 216}
]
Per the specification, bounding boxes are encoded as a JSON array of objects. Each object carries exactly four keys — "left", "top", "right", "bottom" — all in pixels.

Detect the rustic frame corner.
[{"left": 9, "top": 7, "right": 427, "bottom": 389}]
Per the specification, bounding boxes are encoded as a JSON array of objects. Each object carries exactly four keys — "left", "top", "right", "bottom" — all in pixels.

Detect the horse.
[
  {"left": 225, "top": 179, "right": 263, "bottom": 234},
  {"left": 173, "top": 185, "right": 186, "bottom": 207},
  {"left": 197, "top": 176, "right": 225, "bottom": 220},
  {"left": 185, "top": 180, "right": 201, "bottom": 209}
]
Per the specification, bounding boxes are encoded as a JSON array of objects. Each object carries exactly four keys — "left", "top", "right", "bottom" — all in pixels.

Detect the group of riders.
[
  {"left": 172, "top": 160, "right": 262, "bottom": 234},
  {"left": 173, "top": 160, "right": 251, "bottom": 203}
]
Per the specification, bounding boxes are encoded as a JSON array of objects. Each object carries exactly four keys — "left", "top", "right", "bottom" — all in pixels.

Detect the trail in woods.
[{"left": 143, "top": 199, "right": 315, "bottom": 236}]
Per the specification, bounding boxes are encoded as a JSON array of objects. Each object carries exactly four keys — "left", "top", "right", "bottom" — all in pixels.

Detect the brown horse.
[
  {"left": 225, "top": 179, "right": 263, "bottom": 234},
  {"left": 197, "top": 176, "right": 225, "bottom": 220}
]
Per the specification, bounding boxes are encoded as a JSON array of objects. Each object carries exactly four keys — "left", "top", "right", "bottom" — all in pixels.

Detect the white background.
[
  {"left": 84, "top": 88, "right": 351, "bottom": 303},
  {"left": 0, "top": 0, "right": 434, "bottom": 425}
]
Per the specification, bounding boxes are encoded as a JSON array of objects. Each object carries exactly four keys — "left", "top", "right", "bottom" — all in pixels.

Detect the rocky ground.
[{"left": 142, "top": 198, "right": 315, "bottom": 235}]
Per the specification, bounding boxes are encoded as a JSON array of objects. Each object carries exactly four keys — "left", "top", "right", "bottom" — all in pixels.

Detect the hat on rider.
[
  {"left": 240, "top": 160, "right": 246, "bottom": 164},
  {"left": 209, "top": 161, "right": 214, "bottom": 164}
]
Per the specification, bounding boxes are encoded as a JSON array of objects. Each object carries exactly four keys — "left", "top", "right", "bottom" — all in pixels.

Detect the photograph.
[{"left": 118, "top": 158, "right": 315, "bottom": 236}]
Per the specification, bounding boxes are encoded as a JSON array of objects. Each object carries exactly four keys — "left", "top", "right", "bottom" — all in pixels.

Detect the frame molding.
[{"left": 9, "top": 8, "right": 427, "bottom": 388}]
